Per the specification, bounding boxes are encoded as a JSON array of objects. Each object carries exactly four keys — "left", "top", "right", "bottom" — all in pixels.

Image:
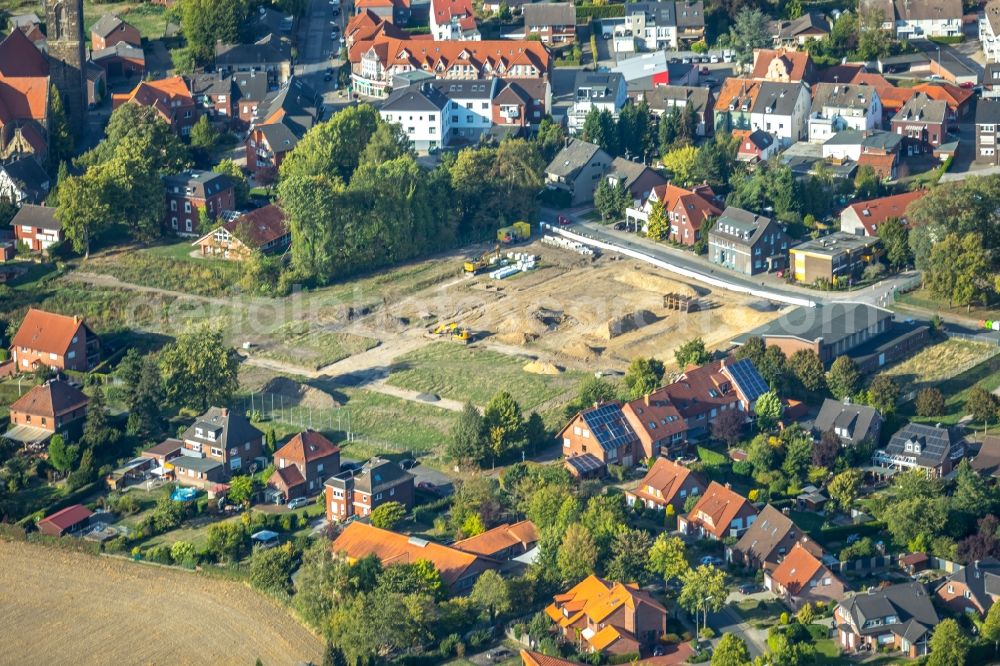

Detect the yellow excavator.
[
  {"left": 463, "top": 244, "right": 502, "bottom": 275},
  {"left": 429, "top": 322, "right": 472, "bottom": 343}
]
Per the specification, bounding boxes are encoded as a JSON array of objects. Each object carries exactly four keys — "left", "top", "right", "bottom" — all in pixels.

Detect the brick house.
[
  {"left": 324, "top": 457, "right": 414, "bottom": 521},
  {"left": 11, "top": 204, "right": 62, "bottom": 252},
  {"left": 112, "top": 76, "right": 199, "bottom": 135},
  {"left": 835, "top": 582, "right": 939, "bottom": 657},
  {"left": 545, "top": 574, "right": 667, "bottom": 657},
  {"left": 193, "top": 204, "right": 290, "bottom": 260},
  {"left": 246, "top": 78, "right": 319, "bottom": 179},
  {"left": 91, "top": 42, "right": 146, "bottom": 81},
  {"left": 523, "top": 3, "right": 576, "bottom": 44},
  {"left": 188, "top": 72, "right": 237, "bottom": 123},
  {"left": 172, "top": 407, "right": 265, "bottom": 485},
  {"left": 975, "top": 98, "right": 1000, "bottom": 165},
  {"left": 729, "top": 504, "right": 822, "bottom": 572},
  {"left": 453, "top": 520, "right": 539, "bottom": 561},
  {"left": 813, "top": 398, "right": 883, "bottom": 447},
  {"left": 559, "top": 402, "right": 641, "bottom": 474},
  {"left": 642, "top": 85, "right": 715, "bottom": 136},
  {"left": 625, "top": 182, "right": 722, "bottom": 245},
  {"left": 605, "top": 157, "right": 668, "bottom": 209},
  {"left": 678, "top": 481, "right": 757, "bottom": 539},
  {"left": 5, "top": 379, "right": 89, "bottom": 444},
  {"left": 90, "top": 14, "right": 141, "bottom": 50},
  {"left": 890, "top": 92, "right": 947, "bottom": 155},
  {"left": 624, "top": 457, "right": 705, "bottom": 512},
  {"left": 935, "top": 558, "right": 1000, "bottom": 616},
  {"left": 765, "top": 543, "right": 846, "bottom": 610},
  {"left": 491, "top": 79, "right": 550, "bottom": 131},
  {"left": 268, "top": 430, "right": 340, "bottom": 501},
  {"left": 234, "top": 70, "right": 269, "bottom": 127},
  {"left": 163, "top": 169, "right": 235, "bottom": 237},
  {"left": 709, "top": 206, "right": 790, "bottom": 276},
  {"left": 11, "top": 309, "right": 100, "bottom": 373},
  {"left": 839, "top": 190, "right": 926, "bottom": 236}
]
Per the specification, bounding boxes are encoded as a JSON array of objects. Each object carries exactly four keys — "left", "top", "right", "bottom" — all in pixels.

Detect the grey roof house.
[
  {"left": 641, "top": 85, "right": 714, "bottom": 136},
  {"left": 545, "top": 139, "right": 613, "bottom": 205},
  {"left": 0, "top": 155, "right": 50, "bottom": 205},
  {"left": 605, "top": 157, "right": 667, "bottom": 207},
  {"left": 814, "top": 398, "right": 882, "bottom": 446},
  {"left": 729, "top": 504, "right": 822, "bottom": 571},
  {"left": 835, "top": 582, "right": 939, "bottom": 657},
  {"left": 708, "top": 206, "right": 790, "bottom": 276},
  {"left": 935, "top": 557, "right": 1000, "bottom": 616},
  {"left": 873, "top": 422, "right": 965, "bottom": 479}
]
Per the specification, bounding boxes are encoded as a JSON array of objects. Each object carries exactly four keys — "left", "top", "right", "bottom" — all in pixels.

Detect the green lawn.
[
  {"left": 789, "top": 509, "right": 826, "bottom": 535},
  {"left": 733, "top": 598, "right": 785, "bottom": 625},
  {"left": 84, "top": 247, "right": 242, "bottom": 298},
  {"left": 894, "top": 288, "right": 999, "bottom": 322},
  {"left": 141, "top": 514, "right": 244, "bottom": 550},
  {"left": 386, "top": 343, "right": 583, "bottom": 411},
  {"left": 899, "top": 352, "right": 1000, "bottom": 425},
  {"left": 83, "top": 0, "right": 169, "bottom": 39},
  {"left": 696, "top": 445, "right": 726, "bottom": 466},
  {"left": 258, "top": 322, "right": 379, "bottom": 371}
]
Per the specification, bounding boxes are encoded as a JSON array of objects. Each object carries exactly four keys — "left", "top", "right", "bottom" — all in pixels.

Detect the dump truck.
[{"left": 497, "top": 221, "right": 532, "bottom": 244}]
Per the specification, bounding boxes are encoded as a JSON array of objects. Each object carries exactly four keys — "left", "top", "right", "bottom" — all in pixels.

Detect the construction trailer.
[{"left": 497, "top": 221, "right": 531, "bottom": 244}]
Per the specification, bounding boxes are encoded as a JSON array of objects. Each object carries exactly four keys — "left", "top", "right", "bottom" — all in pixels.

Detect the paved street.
[{"left": 706, "top": 605, "right": 768, "bottom": 658}]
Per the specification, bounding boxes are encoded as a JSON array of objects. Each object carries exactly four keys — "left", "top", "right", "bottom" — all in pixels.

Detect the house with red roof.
[
  {"left": 430, "top": 0, "right": 479, "bottom": 40},
  {"left": 766, "top": 542, "right": 845, "bottom": 609},
  {"left": 0, "top": 28, "right": 51, "bottom": 161},
  {"left": 37, "top": 504, "right": 93, "bottom": 537},
  {"left": 625, "top": 457, "right": 705, "bottom": 512},
  {"left": 5, "top": 378, "right": 89, "bottom": 445},
  {"left": 839, "top": 190, "right": 927, "bottom": 236},
  {"left": 911, "top": 82, "right": 974, "bottom": 129},
  {"left": 453, "top": 519, "right": 539, "bottom": 560},
  {"left": 345, "top": 9, "right": 411, "bottom": 48},
  {"left": 268, "top": 429, "right": 340, "bottom": 501},
  {"left": 678, "top": 481, "right": 758, "bottom": 539},
  {"left": 194, "top": 204, "right": 290, "bottom": 259},
  {"left": 112, "top": 75, "right": 198, "bottom": 135},
  {"left": 545, "top": 574, "right": 667, "bottom": 657},
  {"left": 246, "top": 78, "right": 319, "bottom": 179},
  {"left": 11, "top": 309, "right": 100, "bottom": 373},
  {"left": 559, "top": 401, "right": 641, "bottom": 476},
  {"left": 626, "top": 182, "right": 723, "bottom": 245},
  {"left": 750, "top": 48, "right": 816, "bottom": 83}
]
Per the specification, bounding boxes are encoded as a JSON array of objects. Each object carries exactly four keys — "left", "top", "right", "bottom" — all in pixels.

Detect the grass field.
[
  {"left": 82, "top": 0, "right": 169, "bottom": 39},
  {"left": 0, "top": 540, "right": 322, "bottom": 665},
  {"left": 258, "top": 322, "right": 379, "bottom": 370},
  {"left": 899, "top": 350, "right": 1000, "bottom": 425},
  {"left": 85, "top": 247, "right": 242, "bottom": 298},
  {"left": 880, "top": 339, "right": 999, "bottom": 391},
  {"left": 895, "top": 288, "right": 999, "bottom": 321},
  {"left": 386, "top": 344, "right": 584, "bottom": 411}
]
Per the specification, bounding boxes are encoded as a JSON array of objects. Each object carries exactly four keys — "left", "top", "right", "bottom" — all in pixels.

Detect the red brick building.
[
  {"left": 90, "top": 14, "right": 141, "bottom": 51},
  {"left": 268, "top": 430, "right": 340, "bottom": 501},
  {"left": 11, "top": 309, "right": 100, "bottom": 373},
  {"left": 163, "top": 169, "right": 235, "bottom": 236},
  {"left": 112, "top": 76, "right": 199, "bottom": 135},
  {"left": 491, "top": 79, "right": 549, "bottom": 130},
  {"left": 173, "top": 407, "right": 265, "bottom": 484},
  {"left": 559, "top": 402, "right": 641, "bottom": 475},
  {"left": 890, "top": 92, "right": 947, "bottom": 155},
  {"left": 627, "top": 182, "right": 723, "bottom": 246},
  {"left": 6, "top": 379, "right": 89, "bottom": 444},
  {"left": 678, "top": 481, "right": 757, "bottom": 540},
  {"left": 324, "top": 457, "right": 414, "bottom": 521},
  {"left": 246, "top": 79, "right": 319, "bottom": 179},
  {"left": 624, "top": 457, "right": 705, "bottom": 512},
  {"left": 11, "top": 205, "right": 63, "bottom": 253},
  {"left": 766, "top": 543, "right": 846, "bottom": 610},
  {"left": 934, "top": 558, "right": 1000, "bottom": 617}
]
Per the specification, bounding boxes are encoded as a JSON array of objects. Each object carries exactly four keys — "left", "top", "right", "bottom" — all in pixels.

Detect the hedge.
[
  {"left": 577, "top": 5, "right": 625, "bottom": 22},
  {"left": 16, "top": 481, "right": 99, "bottom": 527}
]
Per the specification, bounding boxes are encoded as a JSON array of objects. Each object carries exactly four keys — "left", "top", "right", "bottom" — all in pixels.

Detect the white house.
[
  {"left": 378, "top": 82, "right": 451, "bottom": 151},
  {"left": 568, "top": 71, "right": 628, "bottom": 133},
  {"left": 430, "top": 0, "right": 480, "bottom": 41},
  {"left": 749, "top": 81, "right": 811, "bottom": 146},
  {"left": 439, "top": 79, "right": 498, "bottom": 143},
  {"left": 622, "top": 2, "right": 678, "bottom": 51},
  {"left": 865, "top": 0, "right": 962, "bottom": 39},
  {"left": 982, "top": 0, "right": 1000, "bottom": 63},
  {"left": 0, "top": 155, "right": 50, "bottom": 205},
  {"left": 822, "top": 129, "right": 902, "bottom": 161},
  {"left": 808, "top": 83, "right": 883, "bottom": 143}
]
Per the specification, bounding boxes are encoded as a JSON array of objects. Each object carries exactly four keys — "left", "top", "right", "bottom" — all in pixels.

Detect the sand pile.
[
  {"left": 595, "top": 309, "right": 659, "bottom": 340},
  {"left": 614, "top": 269, "right": 698, "bottom": 298},
  {"left": 496, "top": 307, "right": 569, "bottom": 345},
  {"left": 262, "top": 376, "right": 341, "bottom": 409},
  {"left": 563, "top": 341, "right": 601, "bottom": 361},
  {"left": 523, "top": 360, "right": 562, "bottom": 375}
]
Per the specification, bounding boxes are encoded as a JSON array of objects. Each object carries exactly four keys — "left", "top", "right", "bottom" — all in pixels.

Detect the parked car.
[
  {"left": 700, "top": 555, "right": 723, "bottom": 566},
  {"left": 287, "top": 497, "right": 310, "bottom": 510},
  {"left": 488, "top": 648, "right": 512, "bottom": 662},
  {"left": 417, "top": 481, "right": 438, "bottom": 493},
  {"left": 399, "top": 458, "right": 418, "bottom": 470},
  {"left": 613, "top": 221, "right": 627, "bottom": 230},
  {"left": 738, "top": 583, "right": 761, "bottom": 594},
  {"left": 710, "top": 54, "right": 720, "bottom": 63},
  {"left": 557, "top": 214, "right": 571, "bottom": 226},
  {"left": 700, "top": 66, "right": 710, "bottom": 74}
]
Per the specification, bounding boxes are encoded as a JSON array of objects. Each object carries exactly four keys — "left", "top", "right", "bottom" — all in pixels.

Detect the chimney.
[
  {"left": 725, "top": 482, "right": 732, "bottom": 489},
  {"left": 644, "top": 394, "right": 650, "bottom": 406},
  {"left": 222, "top": 407, "right": 229, "bottom": 417}
]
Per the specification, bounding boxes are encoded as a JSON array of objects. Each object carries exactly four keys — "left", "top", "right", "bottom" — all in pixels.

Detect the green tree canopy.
[{"left": 159, "top": 322, "right": 239, "bottom": 411}]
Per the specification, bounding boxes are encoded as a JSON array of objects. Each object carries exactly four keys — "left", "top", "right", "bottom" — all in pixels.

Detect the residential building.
[
  {"left": 732, "top": 302, "right": 926, "bottom": 370},
  {"left": 11, "top": 309, "right": 100, "bottom": 373},
  {"left": 91, "top": 42, "right": 145, "bottom": 80},
  {"left": 332, "top": 522, "right": 496, "bottom": 593},
  {"left": 873, "top": 422, "right": 965, "bottom": 478},
  {"left": 175, "top": 407, "right": 265, "bottom": 482},
  {"left": 750, "top": 48, "right": 817, "bottom": 83},
  {"left": 193, "top": 204, "right": 290, "bottom": 260},
  {"left": 453, "top": 520, "right": 539, "bottom": 560},
  {"left": 568, "top": 71, "right": 628, "bottom": 134},
  {"left": 492, "top": 79, "right": 551, "bottom": 130},
  {"left": 559, "top": 402, "right": 641, "bottom": 472},
  {"left": 234, "top": 70, "right": 270, "bottom": 126},
  {"left": 11, "top": 205, "right": 62, "bottom": 252},
  {"left": 523, "top": 3, "right": 575, "bottom": 45},
  {"left": 140, "top": 439, "right": 183, "bottom": 469},
  {"left": 268, "top": 430, "right": 340, "bottom": 501},
  {"left": 890, "top": 92, "right": 948, "bottom": 154},
  {"left": 0, "top": 155, "right": 50, "bottom": 205},
  {"left": 813, "top": 398, "right": 883, "bottom": 447},
  {"left": 808, "top": 83, "right": 883, "bottom": 143},
  {"left": 325, "top": 457, "right": 415, "bottom": 521},
  {"left": 839, "top": 190, "right": 926, "bottom": 236},
  {"left": 112, "top": 76, "right": 198, "bottom": 135},
  {"left": 90, "top": 14, "right": 141, "bottom": 50},
  {"left": 0, "top": 28, "right": 52, "bottom": 161},
  {"left": 911, "top": 82, "right": 973, "bottom": 129},
  {"left": 545, "top": 575, "right": 667, "bottom": 656},
  {"left": 714, "top": 78, "right": 760, "bottom": 133},
  {"left": 163, "top": 169, "right": 235, "bottom": 237},
  {"left": 354, "top": 0, "right": 411, "bottom": 25},
  {"left": 5, "top": 379, "right": 89, "bottom": 445},
  {"left": 766, "top": 543, "right": 846, "bottom": 610},
  {"left": 624, "top": 181, "right": 722, "bottom": 244},
  {"left": 708, "top": 206, "right": 790, "bottom": 276},
  {"left": 641, "top": 85, "right": 713, "bottom": 136},
  {"left": 379, "top": 81, "right": 451, "bottom": 151},
  {"left": 346, "top": 9, "right": 411, "bottom": 48},
  {"left": 835, "top": 582, "right": 939, "bottom": 657},
  {"left": 729, "top": 504, "right": 822, "bottom": 571},
  {"left": 520, "top": 652, "right": 584, "bottom": 666},
  {"left": 612, "top": 50, "right": 700, "bottom": 90},
  {"left": 622, "top": 2, "right": 677, "bottom": 51},
  {"left": 431, "top": 0, "right": 480, "bottom": 41},
  {"left": 348, "top": 36, "right": 551, "bottom": 99},
  {"left": 972, "top": 436, "right": 1000, "bottom": 479},
  {"left": 246, "top": 78, "right": 319, "bottom": 178},
  {"left": 983, "top": 0, "right": 1000, "bottom": 63},
  {"left": 544, "top": 139, "right": 612, "bottom": 205},
  {"left": 734, "top": 128, "right": 778, "bottom": 163},
  {"left": 935, "top": 558, "right": 1000, "bottom": 616},
  {"left": 854, "top": 71, "right": 915, "bottom": 122},
  {"left": 434, "top": 79, "right": 499, "bottom": 144},
  {"left": 11, "top": 13, "right": 45, "bottom": 49},
  {"left": 621, "top": 358, "right": 769, "bottom": 458},
  {"left": 863, "top": 0, "right": 962, "bottom": 39},
  {"left": 37, "top": 505, "right": 93, "bottom": 537},
  {"left": 789, "top": 232, "right": 882, "bottom": 284},
  {"left": 214, "top": 34, "right": 292, "bottom": 86},
  {"left": 773, "top": 12, "right": 829, "bottom": 47},
  {"left": 624, "top": 457, "right": 705, "bottom": 511},
  {"left": 188, "top": 72, "right": 237, "bottom": 123},
  {"left": 750, "top": 81, "right": 812, "bottom": 146},
  {"left": 678, "top": 481, "right": 758, "bottom": 539},
  {"left": 604, "top": 157, "right": 668, "bottom": 208},
  {"left": 822, "top": 129, "right": 903, "bottom": 180},
  {"left": 674, "top": 0, "right": 705, "bottom": 42},
  {"left": 976, "top": 99, "right": 1000, "bottom": 165}
]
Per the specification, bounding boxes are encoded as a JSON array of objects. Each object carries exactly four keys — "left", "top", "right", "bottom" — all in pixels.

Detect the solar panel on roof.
[
  {"left": 726, "top": 358, "right": 769, "bottom": 401},
  {"left": 581, "top": 404, "right": 636, "bottom": 452}
]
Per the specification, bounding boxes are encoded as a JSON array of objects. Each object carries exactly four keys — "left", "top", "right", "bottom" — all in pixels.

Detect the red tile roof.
[
  {"left": 11, "top": 308, "right": 89, "bottom": 357},
  {"left": 0, "top": 29, "right": 49, "bottom": 129},
  {"left": 453, "top": 520, "right": 539, "bottom": 557},
  {"left": 684, "top": 481, "right": 756, "bottom": 539},
  {"left": 9, "top": 380, "right": 89, "bottom": 418},
  {"left": 653, "top": 182, "right": 723, "bottom": 233},
  {"left": 852, "top": 72, "right": 914, "bottom": 111},
  {"left": 38, "top": 504, "right": 93, "bottom": 531},
  {"left": 631, "top": 457, "right": 702, "bottom": 506},
  {"left": 433, "top": 0, "right": 477, "bottom": 30},
  {"left": 223, "top": 204, "right": 289, "bottom": 248},
  {"left": 349, "top": 36, "right": 551, "bottom": 78},
  {"left": 844, "top": 190, "right": 927, "bottom": 235},
  {"left": 274, "top": 429, "right": 339, "bottom": 464},
  {"left": 272, "top": 464, "right": 305, "bottom": 488},
  {"left": 751, "top": 49, "right": 814, "bottom": 82},
  {"left": 911, "top": 82, "right": 974, "bottom": 112},
  {"left": 520, "top": 651, "right": 584, "bottom": 666},
  {"left": 770, "top": 542, "right": 826, "bottom": 594},
  {"left": 716, "top": 78, "right": 761, "bottom": 112}
]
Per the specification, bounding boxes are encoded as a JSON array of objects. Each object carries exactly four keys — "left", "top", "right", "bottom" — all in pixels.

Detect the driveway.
[{"left": 706, "top": 605, "right": 768, "bottom": 658}]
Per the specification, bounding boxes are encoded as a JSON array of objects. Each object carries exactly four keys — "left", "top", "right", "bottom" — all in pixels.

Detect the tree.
[
  {"left": 48, "top": 85, "right": 73, "bottom": 167},
  {"left": 227, "top": 475, "right": 260, "bottom": 507},
  {"left": 647, "top": 534, "right": 689, "bottom": 584},
  {"left": 926, "top": 233, "right": 992, "bottom": 309},
  {"left": 729, "top": 7, "right": 771, "bottom": 63},
  {"left": 214, "top": 158, "right": 249, "bottom": 207},
  {"left": 376, "top": 561, "right": 443, "bottom": 598},
  {"left": 982, "top": 597, "right": 1000, "bottom": 655},
  {"left": 358, "top": 121, "right": 412, "bottom": 166},
  {"left": 927, "top": 619, "right": 968, "bottom": 666},
  {"left": 661, "top": 145, "right": 699, "bottom": 186},
  {"left": 866, "top": 375, "right": 899, "bottom": 414},
  {"left": 250, "top": 542, "right": 295, "bottom": 593},
  {"left": 280, "top": 104, "right": 381, "bottom": 182},
  {"left": 679, "top": 564, "right": 728, "bottom": 633},
  {"left": 322, "top": 642, "right": 348, "bottom": 666},
  {"left": 916, "top": 388, "right": 946, "bottom": 417},
  {"left": 171, "top": 540, "right": 197, "bottom": 566},
  {"left": 624, "top": 357, "right": 665, "bottom": 399},
  {"left": 483, "top": 391, "right": 523, "bottom": 464},
  {"left": 827, "top": 356, "right": 862, "bottom": 400},
  {"left": 582, "top": 108, "right": 619, "bottom": 156},
  {"left": 757, "top": 345, "right": 788, "bottom": 391},
  {"left": 83, "top": 388, "right": 115, "bottom": 451},
  {"left": 733, "top": 336, "right": 766, "bottom": 367},
  {"left": 557, "top": 523, "right": 598, "bottom": 584},
  {"left": 781, "top": 430, "right": 813, "bottom": 482},
  {"left": 47, "top": 434, "right": 78, "bottom": 474},
  {"left": 712, "top": 633, "right": 752, "bottom": 666},
  {"left": 370, "top": 501, "right": 407, "bottom": 529},
  {"left": 594, "top": 177, "right": 630, "bottom": 221},
  {"left": 127, "top": 358, "right": 165, "bottom": 438},
  {"left": 878, "top": 217, "right": 911, "bottom": 270},
  {"left": 158, "top": 322, "right": 239, "bottom": 411},
  {"left": 461, "top": 513, "right": 486, "bottom": 537},
  {"left": 813, "top": 430, "right": 841, "bottom": 469},
  {"left": 787, "top": 350, "right": 825, "bottom": 394},
  {"left": 712, "top": 408, "right": 745, "bottom": 447},
  {"left": 968, "top": 387, "right": 999, "bottom": 424},
  {"left": 675, "top": 337, "right": 711, "bottom": 368},
  {"left": 178, "top": 0, "right": 251, "bottom": 64},
  {"left": 206, "top": 521, "right": 249, "bottom": 562},
  {"left": 646, "top": 199, "right": 668, "bottom": 240},
  {"left": 618, "top": 99, "right": 654, "bottom": 160},
  {"left": 189, "top": 115, "right": 219, "bottom": 159},
  {"left": 755, "top": 391, "right": 783, "bottom": 431},
  {"left": 470, "top": 569, "right": 511, "bottom": 623},
  {"left": 856, "top": 6, "right": 893, "bottom": 61},
  {"left": 853, "top": 165, "right": 883, "bottom": 200},
  {"left": 56, "top": 168, "right": 112, "bottom": 257},
  {"left": 535, "top": 117, "right": 567, "bottom": 162},
  {"left": 328, "top": 589, "right": 433, "bottom": 664},
  {"left": 446, "top": 402, "right": 487, "bottom": 468},
  {"left": 606, "top": 527, "right": 652, "bottom": 583}
]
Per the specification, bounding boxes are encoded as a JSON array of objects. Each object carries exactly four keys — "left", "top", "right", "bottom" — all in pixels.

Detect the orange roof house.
[
  {"left": 10, "top": 309, "right": 100, "bottom": 373},
  {"left": 766, "top": 542, "right": 846, "bottom": 610},
  {"left": 852, "top": 72, "right": 914, "bottom": 115},
  {"left": 112, "top": 76, "right": 198, "bottom": 134},
  {"left": 839, "top": 189, "right": 927, "bottom": 236},
  {"left": 6, "top": 379, "right": 89, "bottom": 444},
  {"left": 345, "top": 9, "right": 411, "bottom": 47},
  {"left": 625, "top": 457, "right": 706, "bottom": 512},
  {"left": 679, "top": 481, "right": 758, "bottom": 540},
  {"left": 268, "top": 429, "right": 340, "bottom": 500},
  {"left": 520, "top": 651, "right": 585, "bottom": 666},
  {"left": 545, "top": 574, "right": 667, "bottom": 657},
  {"left": 331, "top": 522, "right": 498, "bottom": 593},
  {"left": 453, "top": 520, "right": 539, "bottom": 560},
  {"left": 751, "top": 48, "right": 816, "bottom": 83},
  {"left": 0, "top": 28, "right": 50, "bottom": 160},
  {"left": 911, "top": 82, "right": 973, "bottom": 125}
]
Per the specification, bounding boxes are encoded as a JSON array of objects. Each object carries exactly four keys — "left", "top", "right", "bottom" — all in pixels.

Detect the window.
[
  {"left": 184, "top": 202, "right": 192, "bottom": 213},
  {"left": 563, "top": 437, "right": 571, "bottom": 448},
  {"left": 170, "top": 200, "right": 177, "bottom": 212},
  {"left": 211, "top": 447, "right": 223, "bottom": 457}
]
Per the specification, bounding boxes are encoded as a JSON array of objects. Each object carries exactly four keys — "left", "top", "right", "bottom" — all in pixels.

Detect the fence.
[{"left": 830, "top": 555, "right": 894, "bottom": 574}]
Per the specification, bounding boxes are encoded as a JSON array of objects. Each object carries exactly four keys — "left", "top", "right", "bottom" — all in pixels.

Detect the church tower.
[{"left": 45, "top": 0, "right": 86, "bottom": 138}]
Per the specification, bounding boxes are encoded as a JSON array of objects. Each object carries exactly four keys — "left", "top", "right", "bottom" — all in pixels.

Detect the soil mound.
[
  {"left": 596, "top": 309, "right": 659, "bottom": 340},
  {"left": 523, "top": 360, "right": 562, "bottom": 375},
  {"left": 262, "top": 376, "right": 340, "bottom": 409},
  {"left": 614, "top": 269, "right": 698, "bottom": 298}
]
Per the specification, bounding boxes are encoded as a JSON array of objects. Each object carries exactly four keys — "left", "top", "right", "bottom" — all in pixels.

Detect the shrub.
[
  {"left": 438, "top": 634, "right": 462, "bottom": 658},
  {"left": 147, "top": 544, "right": 172, "bottom": 564}
]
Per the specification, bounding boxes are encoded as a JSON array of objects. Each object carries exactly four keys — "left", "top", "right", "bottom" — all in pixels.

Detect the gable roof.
[
  {"left": 733, "top": 504, "right": 820, "bottom": 567},
  {"left": 433, "top": 0, "right": 477, "bottom": 32},
  {"left": 911, "top": 82, "right": 973, "bottom": 112},
  {"left": 716, "top": 77, "right": 761, "bottom": 112},
  {"left": 214, "top": 204, "right": 289, "bottom": 249},
  {"left": 181, "top": 407, "right": 264, "bottom": 451},
  {"left": 884, "top": 422, "right": 963, "bottom": 468},
  {"left": 352, "top": 457, "right": 414, "bottom": 494},
  {"left": 331, "top": 522, "right": 496, "bottom": 587},
  {"left": 38, "top": 504, "right": 93, "bottom": 531},
  {"left": 751, "top": 49, "right": 815, "bottom": 83},
  {"left": 9, "top": 379, "right": 89, "bottom": 417},
  {"left": 936, "top": 558, "right": 1000, "bottom": 612},
  {"left": 733, "top": 302, "right": 893, "bottom": 348},
  {"left": 770, "top": 542, "right": 829, "bottom": 594},
  {"left": 11, "top": 309, "right": 88, "bottom": 356},
  {"left": 272, "top": 464, "right": 306, "bottom": 489},
  {"left": 546, "top": 139, "right": 609, "bottom": 179},
  {"left": 608, "top": 157, "right": 666, "bottom": 193},
  {"left": 524, "top": 2, "right": 576, "bottom": 25},
  {"left": 453, "top": 519, "right": 539, "bottom": 556},
  {"left": 685, "top": 481, "right": 756, "bottom": 538},
  {"left": 546, "top": 574, "right": 667, "bottom": 645},
  {"left": 520, "top": 651, "right": 585, "bottom": 666},
  {"left": 10, "top": 203, "right": 59, "bottom": 231},
  {"left": 675, "top": 0, "right": 704, "bottom": 28},
  {"left": 634, "top": 457, "right": 702, "bottom": 503},
  {"left": 252, "top": 77, "right": 318, "bottom": 151},
  {"left": 348, "top": 36, "right": 551, "bottom": 78},
  {"left": 712, "top": 206, "right": 781, "bottom": 247},
  {"left": 381, "top": 81, "right": 450, "bottom": 111},
  {"left": 842, "top": 190, "right": 927, "bottom": 235},
  {"left": 651, "top": 182, "right": 723, "bottom": 230},
  {"left": 91, "top": 14, "right": 132, "bottom": 39},
  {"left": 839, "top": 582, "right": 939, "bottom": 640},
  {"left": 812, "top": 82, "right": 880, "bottom": 114},
  {"left": 972, "top": 436, "right": 1000, "bottom": 479},
  {"left": 273, "top": 429, "right": 339, "bottom": 464},
  {"left": 977, "top": 99, "right": 1000, "bottom": 126},
  {"left": 814, "top": 398, "right": 881, "bottom": 443},
  {"left": 643, "top": 85, "right": 712, "bottom": 115},
  {"left": 752, "top": 81, "right": 807, "bottom": 116},
  {"left": 777, "top": 12, "right": 829, "bottom": 39},
  {"left": 893, "top": 92, "right": 947, "bottom": 125},
  {"left": 163, "top": 169, "right": 233, "bottom": 199},
  {"left": 563, "top": 401, "right": 640, "bottom": 453}
]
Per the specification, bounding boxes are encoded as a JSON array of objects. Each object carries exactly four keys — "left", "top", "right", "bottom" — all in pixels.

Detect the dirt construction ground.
[{"left": 0, "top": 540, "right": 322, "bottom": 665}]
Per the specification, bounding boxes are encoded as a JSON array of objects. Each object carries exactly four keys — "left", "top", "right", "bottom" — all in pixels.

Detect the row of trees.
[{"left": 445, "top": 391, "right": 546, "bottom": 469}]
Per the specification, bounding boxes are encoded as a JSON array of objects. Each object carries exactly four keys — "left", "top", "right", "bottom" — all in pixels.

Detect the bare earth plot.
[
  {"left": 879, "top": 339, "right": 999, "bottom": 391},
  {"left": 0, "top": 540, "right": 322, "bottom": 666}
]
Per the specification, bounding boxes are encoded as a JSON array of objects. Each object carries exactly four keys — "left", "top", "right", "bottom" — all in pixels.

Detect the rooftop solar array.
[
  {"left": 581, "top": 403, "right": 637, "bottom": 452},
  {"left": 726, "top": 358, "right": 770, "bottom": 402},
  {"left": 566, "top": 453, "right": 605, "bottom": 475},
  {"left": 886, "top": 423, "right": 954, "bottom": 463}
]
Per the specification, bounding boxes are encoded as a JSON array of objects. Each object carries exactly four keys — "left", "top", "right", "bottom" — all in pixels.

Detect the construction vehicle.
[
  {"left": 431, "top": 322, "right": 459, "bottom": 336},
  {"left": 427, "top": 322, "right": 473, "bottom": 343},
  {"left": 463, "top": 244, "right": 502, "bottom": 274},
  {"left": 452, "top": 328, "right": 471, "bottom": 343}
]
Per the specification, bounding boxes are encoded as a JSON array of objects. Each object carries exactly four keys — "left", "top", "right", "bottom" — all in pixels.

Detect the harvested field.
[
  {"left": 0, "top": 540, "right": 322, "bottom": 665},
  {"left": 881, "top": 339, "right": 999, "bottom": 390}
]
